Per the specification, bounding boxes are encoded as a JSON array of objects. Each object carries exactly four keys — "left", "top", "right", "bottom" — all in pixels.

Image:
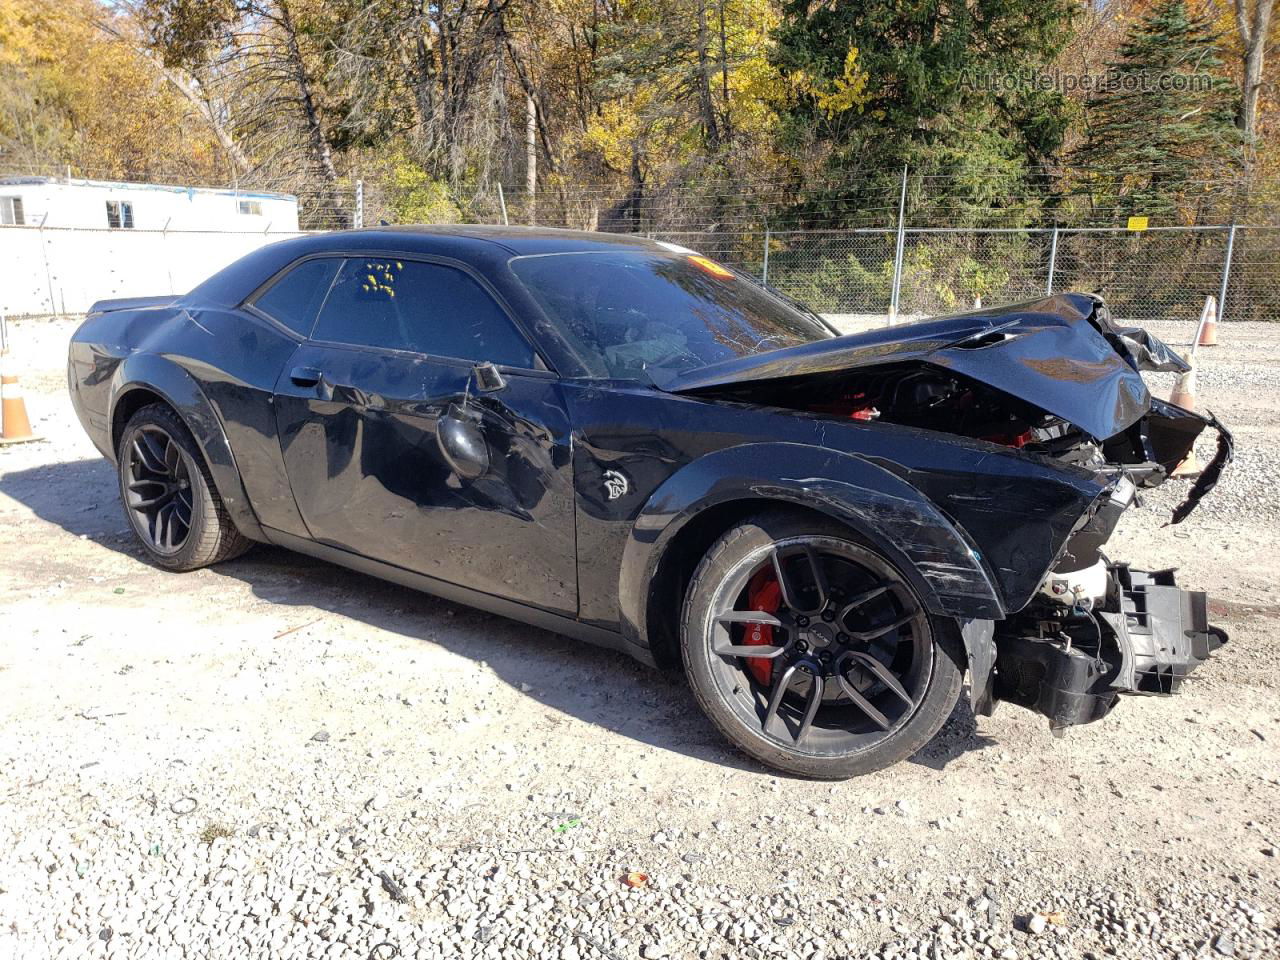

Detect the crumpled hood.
[{"left": 662, "top": 293, "right": 1187, "bottom": 441}]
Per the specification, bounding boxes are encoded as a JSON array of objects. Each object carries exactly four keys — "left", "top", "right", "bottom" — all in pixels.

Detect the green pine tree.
[
  {"left": 1072, "top": 0, "right": 1244, "bottom": 223},
  {"left": 770, "top": 0, "right": 1076, "bottom": 229}
]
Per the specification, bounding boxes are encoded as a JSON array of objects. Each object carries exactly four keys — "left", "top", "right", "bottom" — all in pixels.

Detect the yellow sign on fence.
[{"left": 1127, "top": 216, "right": 1149, "bottom": 232}]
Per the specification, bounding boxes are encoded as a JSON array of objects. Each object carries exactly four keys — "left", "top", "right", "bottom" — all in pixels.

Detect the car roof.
[
  {"left": 336, "top": 224, "right": 665, "bottom": 256},
  {"left": 186, "top": 225, "right": 675, "bottom": 312}
]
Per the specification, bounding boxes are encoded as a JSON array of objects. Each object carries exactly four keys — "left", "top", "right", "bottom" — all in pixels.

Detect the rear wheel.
[
  {"left": 117, "top": 403, "right": 251, "bottom": 571},
  {"left": 681, "top": 510, "right": 963, "bottom": 778}
]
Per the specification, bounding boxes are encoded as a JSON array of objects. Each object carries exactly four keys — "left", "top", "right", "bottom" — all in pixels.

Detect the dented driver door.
[{"left": 271, "top": 255, "right": 578, "bottom": 617}]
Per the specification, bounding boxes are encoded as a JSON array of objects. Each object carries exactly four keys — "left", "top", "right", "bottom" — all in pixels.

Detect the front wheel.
[
  {"left": 117, "top": 403, "right": 252, "bottom": 571},
  {"left": 681, "top": 510, "right": 964, "bottom": 779}
]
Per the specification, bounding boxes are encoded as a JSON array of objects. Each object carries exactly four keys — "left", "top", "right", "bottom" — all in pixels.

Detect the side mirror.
[
  {"left": 437, "top": 402, "right": 489, "bottom": 481},
  {"left": 473, "top": 361, "right": 506, "bottom": 393}
]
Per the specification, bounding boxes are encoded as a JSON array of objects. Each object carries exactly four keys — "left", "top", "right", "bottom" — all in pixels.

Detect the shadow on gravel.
[
  {"left": 221, "top": 544, "right": 765, "bottom": 772},
  {"left": 3, "top": 456, "right": 999, "bottom": 777},
  {"left": 0, "top": 456, "right": 125, "bottom": 539},
  {"left": 1, "top": 457, "right": 763, "bottom": 774},
  {"left": 910, "top": 699, "right": 998, "bottom": 771}
]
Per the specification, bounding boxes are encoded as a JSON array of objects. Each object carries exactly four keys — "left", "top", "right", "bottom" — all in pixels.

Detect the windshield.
[{"left": 509, "top": 249, "right": 833, "bottom": 380}]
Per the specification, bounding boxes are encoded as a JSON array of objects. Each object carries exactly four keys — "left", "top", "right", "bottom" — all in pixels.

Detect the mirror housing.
[
  {"left": 437, "top": 402, "right": 489, "bottom": 481},
  {"left": 473, "top": 361, "right": 506, "bottom": 393}
]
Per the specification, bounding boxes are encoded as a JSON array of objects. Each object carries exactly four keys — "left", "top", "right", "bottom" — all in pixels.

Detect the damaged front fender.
[{"left": 617, "top": 442, "right": 1007, "bottom": 657}]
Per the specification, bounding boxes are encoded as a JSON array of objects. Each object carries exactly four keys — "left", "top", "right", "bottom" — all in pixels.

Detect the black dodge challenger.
[{"left": 68, "top": 225, "right": 1231, "bottom": 778}]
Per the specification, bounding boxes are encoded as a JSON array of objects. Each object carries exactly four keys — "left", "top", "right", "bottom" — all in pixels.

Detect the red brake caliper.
[{"left": 743, "top": 568, "right": 783, "bottom": 687}]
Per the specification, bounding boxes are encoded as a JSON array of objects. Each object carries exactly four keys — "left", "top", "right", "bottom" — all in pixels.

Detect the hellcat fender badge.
[{"left": 603, "top": 469, "right": 629, "bottom": 501}]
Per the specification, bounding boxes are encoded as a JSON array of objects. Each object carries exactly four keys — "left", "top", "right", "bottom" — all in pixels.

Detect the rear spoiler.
[{"left": 86, "top": 295, "right": 178, "bottom": 316}]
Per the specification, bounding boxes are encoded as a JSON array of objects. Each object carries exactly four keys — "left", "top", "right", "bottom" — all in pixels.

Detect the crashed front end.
[
  {"left": 981, "top": 395, "right": 1232, "bottom": 729},
  {"left": 973, "top": 304, "right": 1232, "bottom": 730},
  {"left": 668, "top": 292, "right": 1232, "bottom": 733}
]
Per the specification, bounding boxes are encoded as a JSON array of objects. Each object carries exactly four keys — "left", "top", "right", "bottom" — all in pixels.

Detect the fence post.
[
  {"left": 1046, "top": 226, "right": 1059, "bottom": 295},
  {"left": 354, "top": 179, "right": 364, "bottom": 229},
  {"left": 1218, "top": 223, "right": 1237, "bottom": 323},
  {"left": 162, "top": 217, "right": 175, "bottom": 294},
  {"left": 38, "top": 214, "right": 58, "bottom": 319},
  {"left": 496, "top": 183, "right": 509, "bottom": 226},
  {"left": 762, "top": 225, "right": 770, "bottom": 285},
  {"left": 889, "top": 165, "right": 908, "bottom": 324}
]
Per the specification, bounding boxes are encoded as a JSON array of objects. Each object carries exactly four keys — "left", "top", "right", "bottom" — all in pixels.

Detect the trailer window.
[
  {"left": 106, "top": 201, "right": 134, "bottom": 229},
  {"left": 0, "top": 196, "right": 23, "bottom": 225}
]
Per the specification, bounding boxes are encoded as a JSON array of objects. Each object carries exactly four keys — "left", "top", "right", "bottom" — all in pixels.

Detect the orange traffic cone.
[
  {"left": 0, "top": 352, "right": 39, "bottom": 444},
  {"left": 1196, "top": 296, "right": 1218, "bottom": 347}
]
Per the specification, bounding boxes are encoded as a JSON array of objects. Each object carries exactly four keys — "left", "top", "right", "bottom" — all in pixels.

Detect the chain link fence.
[
  {"left": 1, "top": 164, "right": 1277, "bottom": 321},
  {"left": 651, "top": 224, "right": 1278, "bottom": 324}
]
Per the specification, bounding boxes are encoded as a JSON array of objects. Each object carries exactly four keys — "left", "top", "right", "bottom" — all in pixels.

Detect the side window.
[
  {"left": 0, "top": 196, "right": 23, "bottom": 225},
  {"left": 310, "top": 258, "right": 535, "bottom": 367},
  {"left": 106, "top": 200, "right": 134, "bottom": 229},
  {"left": 250, "top": 258, "right": 342, "bottom": 336}
]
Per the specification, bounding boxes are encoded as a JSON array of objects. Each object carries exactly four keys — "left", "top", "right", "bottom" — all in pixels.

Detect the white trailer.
[
  {"left": 0, "top": 176, "right": 299, "bottom": 231},
  {"left": 0, "top": 177, "right": 305, "bottom": 316}
]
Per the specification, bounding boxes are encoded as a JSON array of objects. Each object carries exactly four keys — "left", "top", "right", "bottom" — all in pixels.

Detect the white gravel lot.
[{"left": 0, "top": 316, "right": 1277, "bottom": 960}]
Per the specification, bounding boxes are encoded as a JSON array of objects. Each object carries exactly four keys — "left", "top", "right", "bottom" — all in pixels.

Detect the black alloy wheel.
[
  {"left": 682, "top": 511, "right": 963, "bottom": 778},
  {"left": 117, "top": 403, "right": 252, "bottom": 571},
  {"left": 123, "top": 424, "right": 196, "bottom": 555}
]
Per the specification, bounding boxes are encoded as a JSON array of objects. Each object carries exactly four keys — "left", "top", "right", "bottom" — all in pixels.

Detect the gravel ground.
[{"left": 1, "top": 316, "right": 1278, "bottom": 960}]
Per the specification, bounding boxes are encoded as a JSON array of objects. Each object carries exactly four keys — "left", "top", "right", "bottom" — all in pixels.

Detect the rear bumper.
[
  {"left": 991, "top": 565, "right": 1226, "bottom": 730},
  {"left": 67, "top": 342, "right": 116, "bottom": 460}
]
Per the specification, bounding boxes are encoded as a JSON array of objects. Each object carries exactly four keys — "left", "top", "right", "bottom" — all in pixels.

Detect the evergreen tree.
[
  {"left": 770, "top": 0, "right": 1076, "bottom": 228},
  {"left": 1072, "top": 0, "right": 1244, "bottom": 222}
]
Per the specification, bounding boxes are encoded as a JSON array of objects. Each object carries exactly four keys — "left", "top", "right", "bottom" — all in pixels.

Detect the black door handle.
[{"left": 289, "top": 366, "right": 323, "bottom": 387}]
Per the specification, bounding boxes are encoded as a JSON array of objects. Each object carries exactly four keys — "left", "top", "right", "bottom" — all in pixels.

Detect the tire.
[
  {"left": 681, "top": 509, "right": 964, "bottom": 779},
  {"left": 117, "top": 402, "right": 252, "bottom": 571}
]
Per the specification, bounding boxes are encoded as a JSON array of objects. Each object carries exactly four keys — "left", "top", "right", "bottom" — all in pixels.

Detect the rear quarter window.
[
  {"left": 250, "top": 258, "right": 342, "bottom": 336},
  {"left": 309, "top": 258, "right": 536, "bottom": 367}
]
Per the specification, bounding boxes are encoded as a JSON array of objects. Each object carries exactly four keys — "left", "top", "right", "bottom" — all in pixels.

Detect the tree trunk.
[
  {"left": 695, "top": 0, "right": 721, "bottom": 150},
  {"left": 500, "top": 27, "right": 559, "bottom": 172},
  {"left": 629, "top": 144, "right": 645, "bottom": 232},
  {"left": 90, "top": 17, "right": 251, "bottom": 178},
  {"left": 1234, "top": 0, "right": 1274, "bottom": 150},
  {"left": 276, "top": 0, "right": 345, "bottom": 225},
  {"left": 158, "top": 63, "right": 252, "bottom": 178},
  {"left": 568, "top": 23, "right": 590, "bottom": 131},
  {"left": 718, "top": 0, "right": 732, "bottom": 142},
  {"left": 526, "top": 95, "right": 537, "bottom": 224},
  {"left": 410, "top": 0, "right": 438, "bottom": 149}
]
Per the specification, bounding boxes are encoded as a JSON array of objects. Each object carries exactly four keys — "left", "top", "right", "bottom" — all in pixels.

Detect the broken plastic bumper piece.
[
  {"left": 1101, "top": 565, "right": 1227, "bottom": 695},
  {"left": 994, "top": 566, "right": 1226, "bottom": 731}
]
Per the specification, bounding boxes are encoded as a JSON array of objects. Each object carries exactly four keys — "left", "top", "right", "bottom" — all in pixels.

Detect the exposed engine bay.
[{"left": 666, "top": 294, "right": 1233, "bottom": 732}]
